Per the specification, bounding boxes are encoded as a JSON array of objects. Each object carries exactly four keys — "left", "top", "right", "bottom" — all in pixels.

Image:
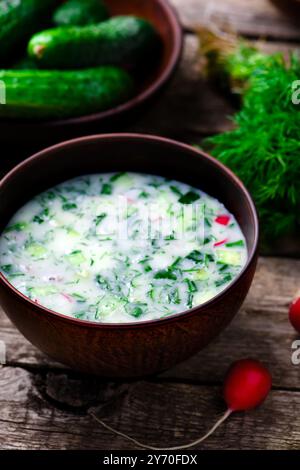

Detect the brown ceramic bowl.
[
  {"left": 0, "top": 134, "right": 259, "bottom": 377},
  {"left": 0, "top": 0, "right": 183, "bottom": 150}
]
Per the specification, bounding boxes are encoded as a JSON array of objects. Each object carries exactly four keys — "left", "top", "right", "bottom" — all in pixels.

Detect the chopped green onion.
[
  {"left": 33, "top": 207, "right": 50, "bottom": 224},
  {"left": 1, "top": 264, "right": 12, "bottom": 273},
  {"left": 187, "top": 293, "right": 194, "bottom": 308},
  {"left": 110, "top": 172, "right": 126, "bottom": 182},
  {"left": 215, "top": 273, "right": 233, "bottom": 287},
  {"left": 179, "top": 191, "right": 200, "bottom": 204},
  {"left": 125, "top": 303, "right": 146, "bottom": 318},
  {"left": 72, "top": 293, "right": 87, "bottom": 303},
  {"left": 170, "top": 185, "right": 183, "bottom": 196},
  {"left": 96, "top": 274, "right": 111, "bottom": 290},
  {"left": 139, "top": 191, "right": 149, "bottom": 198},
  {"left": 154, "top": 270, "right": 177, "bottom": 280},
  {"left": 225, "top": 240, "right": 245, "bottom": 247},
  {"left": 168, "top": 288, "right": 181, "bottom": 304},
  {"left": 95, "top": 213, "right": 107, "bottom": 226},
  {"left": 185, "top": 278, "right": 198, "bottom": 293}
]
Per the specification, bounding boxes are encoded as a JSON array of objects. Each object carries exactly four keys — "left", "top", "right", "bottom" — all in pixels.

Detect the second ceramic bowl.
[
  {"left": 0, "top": 0, "right": 183, "bottom": 150},
  {"left": 0, "top": 134, "right": 259, "bottom": 377}
]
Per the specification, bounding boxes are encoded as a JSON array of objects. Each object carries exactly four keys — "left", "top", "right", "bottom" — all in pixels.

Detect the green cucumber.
[
  {"left": 0, "top": 0, "right": 59, "bottom": 62},
  {"left": 28, "top": 16, "right": 160, "bottom": 69},
  {"left": 0, "top": 67, "right": 134, "bottom": 120},
  {"left": 53, "top": 0, "right": 109, "bottom": 26}
]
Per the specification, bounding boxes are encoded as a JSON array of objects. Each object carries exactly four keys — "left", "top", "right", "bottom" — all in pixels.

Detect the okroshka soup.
[{"left": 0, "top": 172, "right": 247, "bottom": 323}]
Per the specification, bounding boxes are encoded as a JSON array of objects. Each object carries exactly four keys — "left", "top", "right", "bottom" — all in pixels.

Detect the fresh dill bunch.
[
  {"left": 197, "top": 27, "right": 280, "bottom": 96},
  {"left": 205, "top": 53, "right": 300, "bottom": 240}
]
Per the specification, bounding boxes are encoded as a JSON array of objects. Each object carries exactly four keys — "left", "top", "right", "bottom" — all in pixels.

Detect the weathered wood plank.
[
  {"left": 1, "top": 257, "right": 299, "bottom": 388},
  {"left": 0, "top": 366, "right": 299, "bottom": 450},
  {"left": 170, "top": 0, "right": 300, "bottom": 41}
]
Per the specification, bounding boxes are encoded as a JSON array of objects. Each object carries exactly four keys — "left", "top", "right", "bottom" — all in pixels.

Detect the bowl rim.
[
  {"left": 0, "top": 133, "right": 259, "bottom": 329},
  {"left": 3, "top": 0, "right": 183, "bottom": 129}
]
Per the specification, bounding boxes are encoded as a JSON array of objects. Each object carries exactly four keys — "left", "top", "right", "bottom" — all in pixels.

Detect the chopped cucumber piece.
[
  {"left": 26, "top": 243, "right": 47, "bottom": 258},
  {"left": 96, "top": 295, "right": 125, "bottom": 319},
  {"left": 192, "top": 290, "right": 215, "bottom": 306},
  {"left": 192, "top": 269, "right": 209, "bottom": 281},
  {"left": 28, "top": 286, "right": 58, "bottom": 297},
  {"left": 66, "top": 250, "right": 86, "bottom": 265},
  {"left": 217, "top": 249, "right": 242, "bottom": 266},
  {"left": 66, "top": 227, "right": 80, "bottom": 237}
]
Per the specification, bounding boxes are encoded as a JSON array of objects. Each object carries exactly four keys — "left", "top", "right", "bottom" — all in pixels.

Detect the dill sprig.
[{"left": 204, "top": 48, "right": 300, "bottom": 240}]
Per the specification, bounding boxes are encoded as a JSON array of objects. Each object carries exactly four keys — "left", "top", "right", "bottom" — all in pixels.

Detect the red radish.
[
  {"left": 214, "top": 238, "right": 228, "bottom": 247},
  {"left": 215, "top": 215, "right": 230, "bottom": 226},
  {"left": 224, "top": 359, "right": 272, "bottom": 411},
  {"left": 289, "top": 296, "right": 300, "bottom": 333},
  {"left": 91, "top": 358, "right": 272, "bottom": 450}
]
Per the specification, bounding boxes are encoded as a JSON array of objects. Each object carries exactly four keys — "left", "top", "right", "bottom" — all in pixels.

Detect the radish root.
[{"left": 89, "top": 408, "right": 232, "bottom": 450}]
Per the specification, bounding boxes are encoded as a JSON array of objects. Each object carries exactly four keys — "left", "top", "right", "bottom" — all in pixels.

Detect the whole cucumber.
[
  {"left": 12, "top": 56, "right": 38, "bottom": 69},
  {"left": 0, "top": 0, "right": 59, "bottom": 62},
  {"left": 0, "top": 67, "right": 134, "bottom": 120},
  {"left": 53, "top": 0, "right": 109, "bottom": 26},
  {"left": 28, "top": 16, "right": 161, "bottom": 69}
]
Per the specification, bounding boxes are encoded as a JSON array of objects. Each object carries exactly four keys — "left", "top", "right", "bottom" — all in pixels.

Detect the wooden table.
[{"left": 1, "top": 0, "right": 300, "bottom": 450}]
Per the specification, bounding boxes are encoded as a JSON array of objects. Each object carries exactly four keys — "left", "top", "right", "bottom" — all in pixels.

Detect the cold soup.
[{"left": 0, "top": 172, "right": 247, "bottom": 322}]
